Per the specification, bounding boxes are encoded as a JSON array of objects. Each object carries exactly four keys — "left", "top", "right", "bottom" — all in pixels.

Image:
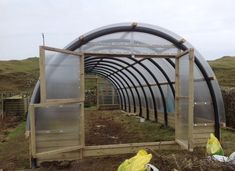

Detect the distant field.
[
  {"left": 208, "top": 56, "right": 235, "bottom": 87},
  {"left": 0, "top": 56, "right": 234, "bottom": 92}
]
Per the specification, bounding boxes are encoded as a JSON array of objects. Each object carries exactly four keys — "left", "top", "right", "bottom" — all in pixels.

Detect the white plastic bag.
[{"left": 146, "top": 164, "right": 159, "bottom": 171}]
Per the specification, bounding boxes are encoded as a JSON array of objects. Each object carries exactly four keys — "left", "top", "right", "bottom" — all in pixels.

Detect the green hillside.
[
  {"left": 0, "top": 57, "right": 39, "bottom": 92},
  {"left": 208, "top": 56, "right": 235, "bottom": 87}
]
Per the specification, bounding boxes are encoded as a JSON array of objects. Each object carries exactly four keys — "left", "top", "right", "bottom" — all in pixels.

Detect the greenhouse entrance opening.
[{"left": 29, "top": 45, "right": 196, "bottom": 165}]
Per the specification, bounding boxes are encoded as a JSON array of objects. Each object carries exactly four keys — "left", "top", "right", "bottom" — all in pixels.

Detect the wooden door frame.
[{"left": 30, "top": 46, "right": 195, "bottom": 165}]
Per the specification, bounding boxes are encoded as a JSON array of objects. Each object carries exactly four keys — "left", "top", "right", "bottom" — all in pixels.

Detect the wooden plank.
[
  {"left": 84, "top": 52, "right": 177, "bottom": 58},
  {"left": 83, "top": 141, "right": 179, "bottom": 157},
  {"left": 175, "top": 139, "right": 188, "bottom": 150},
  {"left": 80, "top": 54, "right": 85, "bottom": 159},
  {"left": 39, "top": 46, "right": 46, "bottom": 103},
  {"left": 41, "top": 46, "right": 178, "bottom": 58},
  {"left": 37, "top": 141, "right": 179, "bottom": 164},
  {"left": 80, "top": 55, "right": 85, "bottom": 101},
  {"left": 29, "top": 105, "right": 36, "bottom": 156},
  {"left": 188, "top": 48, "right": 194, "bottom": 151},
  {"left": 42, "top": 46, "right": 82, "bottom": 57},
  {"left": 175, "top": 55, "right": 180, "bottom": 139},
  {"left": 35, "top": 145, "right": 82, "bottom": 158},
  {"left": 37, "top": 150, "right": 81, "bottom": 162},
  {"left": 176, "top": 49, "right": 190, "bottom": 59}
]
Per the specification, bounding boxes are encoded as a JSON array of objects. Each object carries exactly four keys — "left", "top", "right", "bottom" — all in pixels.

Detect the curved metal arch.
[
  {"left": 85, "top": 60, "right": 144, "bottom": 115},
  {"left": 83, "top": 46, "right": 171, "bottom": 124},
  {"left": 86, "top": 62, "right": 141, "bottom": 114},
  {"left": 82, "top": 38, "right": 176, "bottom": 98},
  {"left": 85, "top": 57, "right": 152, "bottom": 119},
  {"left": 86, "top": 56, "right": 175, "bottom": 112},
  {"left": 87, "top": 68, "right": 131, "bottom": 112},
  {"left": 124, "top": 57, "right": 168, "bottom": 125},
  {"left": 86, "top": 64, "right": 136, "bottom": 113},
  {"left": 85, "top": 57, "right": 166, "bottom": 123}
]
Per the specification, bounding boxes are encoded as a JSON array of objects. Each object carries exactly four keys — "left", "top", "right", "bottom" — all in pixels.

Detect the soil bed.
[{"left": 0, "top": 110, "right": 235, "bottom": 170}]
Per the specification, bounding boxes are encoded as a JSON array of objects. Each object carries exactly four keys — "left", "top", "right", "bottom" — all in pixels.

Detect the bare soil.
[{"left": 0, "top": 110, "right": 235, "bottom": 171}]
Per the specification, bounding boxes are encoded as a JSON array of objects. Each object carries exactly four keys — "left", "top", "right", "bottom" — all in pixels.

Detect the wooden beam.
[
  {"left": 176, "top": 49, "right": 190, "bottom": 59},
  {"left": 35, "top": 145, "right": 82, "bottom": 158},
  {"left": 39, "top": 46, "right": 46, "bottom": 103},
  {"left": 175, "top": 52, "right": 180, "bottom": 140},
  {"left": 29, "top": 105, "right": 36, "bottom": 156},
  {"left": 41, "top": 46, "right": 82, "bottom": 57},
  {"left": 84, "top": 52, "right": 177, "bottom": 58},
  {"left": 175, "top": 139, "right": 188, "bottom": 150},
  {"left": 83, "top": 141, "right": 179, "bottom": 157},
  {"left": 80, "top": 54, "right": 85, "bottom": 159},
  {"left": 41, "top": 46, "right": 179, "bottom": 58},
  {"left": 188, "top": 48, "right": 195, "bottom": 151}
]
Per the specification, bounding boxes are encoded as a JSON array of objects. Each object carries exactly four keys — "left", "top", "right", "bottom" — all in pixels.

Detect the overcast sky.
[{"left": 0, "top": 0, "right": 235, "bottom": 60}]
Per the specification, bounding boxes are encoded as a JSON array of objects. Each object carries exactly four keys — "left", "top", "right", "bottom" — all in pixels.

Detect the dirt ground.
[
  {"left": 38, "top": 148, "right": 235, "bottom": 171},
  {"left": 0, "top": 110, "right": 235, "bottom": 171}
]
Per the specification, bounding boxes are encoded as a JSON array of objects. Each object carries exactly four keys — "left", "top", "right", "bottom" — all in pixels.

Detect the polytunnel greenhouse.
[{"left": 28, "top": 22, "right": 225, "bottom": 165}]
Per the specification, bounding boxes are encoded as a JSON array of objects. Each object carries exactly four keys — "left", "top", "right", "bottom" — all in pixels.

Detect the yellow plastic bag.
[
  {"left": 117, "top": 149, "right": 152, "bottom": 171},
  {"left": 206, "top": 133, "right": 224, "bottom": 155}
]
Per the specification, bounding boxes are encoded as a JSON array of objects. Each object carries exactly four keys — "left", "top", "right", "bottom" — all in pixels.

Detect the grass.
[
  {"left": 7, "top": 121, "right": 26, "bottom": 139},
  {"left": 208, "top": 56, "right": 235, "bottom": 87},
  {"left": 0, "top": 121, "right": 29, "bottom": 170}
]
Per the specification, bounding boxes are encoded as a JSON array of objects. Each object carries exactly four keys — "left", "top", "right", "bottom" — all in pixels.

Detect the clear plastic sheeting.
[
  {"left": 45, "top": 50, "right": 80, "bottom": 100},
  {"left": 178, "top": 54, "right": 190, "bottom": 142},
  {"left": 35, "top": 103, "right": 81, "bottom": 153}
]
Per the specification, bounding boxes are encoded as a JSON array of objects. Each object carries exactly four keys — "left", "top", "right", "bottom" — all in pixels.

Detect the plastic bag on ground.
[
  {"left": 146, "top": 164, "right": 159, "bottom": 171},
  {"left": 212, "top": 155, "right": 228, "bottom": 162},
  {"left": 118, "top": 149, "right": 152, "bottom": 171},
  {"left": 206, "top": 133, "right": 224, "bottom": 155},
  {"left": 228, "top": 152, "right": 235, "bottom": 164}
]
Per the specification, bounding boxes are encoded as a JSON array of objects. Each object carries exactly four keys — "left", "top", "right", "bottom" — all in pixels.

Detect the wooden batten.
[
  {"left": 188, "top": 48, "right": 194, "bottom": 151},
  {"left": 83, "top": 141, "right": 179, "bottom": 157},
  {"left": 37, "top": 141, "right": 180, "bottom": 163},
  {"left": 29, "top": 105, "right": 36, "bottom": 156},
  {"left": 39, "top": 46, "right": 46, "bottom": 103}
]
